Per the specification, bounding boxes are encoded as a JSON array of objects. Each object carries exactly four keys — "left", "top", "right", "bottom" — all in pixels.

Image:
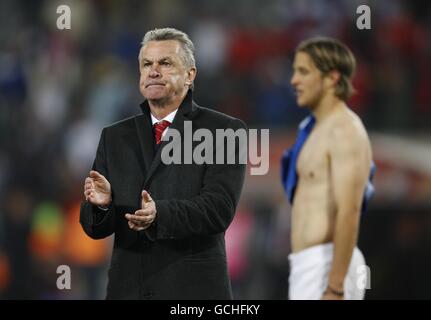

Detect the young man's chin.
[
  {"left": 296, "top": 96, "right": 315, "bottom": 109},
  {"left": 296, "top": 100, "right": 307, "bottom": 108}
]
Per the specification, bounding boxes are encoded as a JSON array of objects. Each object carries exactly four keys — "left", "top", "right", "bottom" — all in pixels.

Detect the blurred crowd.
[{"left": 0, "top": 0, "right": 430, "bottom": 299}]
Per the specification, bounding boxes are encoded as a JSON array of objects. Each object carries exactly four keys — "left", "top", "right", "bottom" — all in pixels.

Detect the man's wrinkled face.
[
  {"left": 139, "top": 40, "right": 194, "bottom": 105},
  {"left": 291, "top": 52, "right": 325, "bottom": 109}
]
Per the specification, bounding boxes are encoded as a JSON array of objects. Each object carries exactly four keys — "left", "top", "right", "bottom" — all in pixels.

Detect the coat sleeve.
[
  {"left": 80, "top": 128, "right": 116, "bottom": 239},
  {"left": 145, "top": 118, "right": 247, "bottom": 241}
]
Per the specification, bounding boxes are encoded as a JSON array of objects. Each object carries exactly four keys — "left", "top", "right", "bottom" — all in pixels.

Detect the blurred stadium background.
[{"left": 0, "top": 0, "right": 430, "bottom": 299}]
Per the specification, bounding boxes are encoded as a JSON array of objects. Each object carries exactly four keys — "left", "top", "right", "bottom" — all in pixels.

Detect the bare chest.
[{"left": 296, "top": 129, "right": 330, "bottom": 181}]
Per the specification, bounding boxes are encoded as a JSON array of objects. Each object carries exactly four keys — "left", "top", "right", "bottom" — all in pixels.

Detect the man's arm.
[
  {"left": 80, "top": 128, "right": 116, "bottom": 239},
  {"left": 326, "top": 122, "right": 371, "bottom": 297}
]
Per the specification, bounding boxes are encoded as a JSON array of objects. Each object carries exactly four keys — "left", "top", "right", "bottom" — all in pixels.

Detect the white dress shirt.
[{"left": 151, "top": 109, "right": 178, "bottom": 139}]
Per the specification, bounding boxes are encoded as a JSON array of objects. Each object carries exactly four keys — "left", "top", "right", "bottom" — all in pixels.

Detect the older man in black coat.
[{"left": 80, "top": 27, "right": 246, "bottom": 299}]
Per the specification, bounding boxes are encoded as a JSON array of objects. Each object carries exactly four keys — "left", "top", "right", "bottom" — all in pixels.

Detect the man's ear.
[
  {"left": 326, "top": 70, "right": 340, "bottom": 87},
  {"left": 185, "top": 67, "right": 197, "bottom": 86}
]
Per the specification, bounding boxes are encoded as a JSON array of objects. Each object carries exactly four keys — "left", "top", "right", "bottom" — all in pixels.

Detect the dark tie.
[{"left": 153, "top": 120, "right": 171, "bottom": 144}]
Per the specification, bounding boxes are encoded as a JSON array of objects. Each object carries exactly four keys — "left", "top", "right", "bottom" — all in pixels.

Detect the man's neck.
[
  {"left": 310, "top": 93, "right": 345, "bottom": 123},
  {"left": 148, "top": 90, "right": 187, "bottom": 120},
  {"left": 149, "top": 103, "right": 179, "bottom": 120}
]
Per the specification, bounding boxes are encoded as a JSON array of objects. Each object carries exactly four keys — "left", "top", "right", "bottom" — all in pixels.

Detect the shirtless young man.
[{"left": 284, "top": 37, "right": 373, "bottom": 300}]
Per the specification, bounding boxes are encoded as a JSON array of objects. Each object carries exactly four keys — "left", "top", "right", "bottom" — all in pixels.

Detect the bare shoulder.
[{"left": 328, "top": 108, "right": 371, "bottom": 153}]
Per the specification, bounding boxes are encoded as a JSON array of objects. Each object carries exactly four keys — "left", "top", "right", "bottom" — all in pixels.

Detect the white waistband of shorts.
[{"left": 288, "top": 242, "right": 334, "bottom": 267}]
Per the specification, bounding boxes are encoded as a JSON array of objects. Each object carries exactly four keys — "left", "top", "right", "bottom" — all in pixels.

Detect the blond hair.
[{"left": 296, "top": 37, "right": 356, "bottom": 101}]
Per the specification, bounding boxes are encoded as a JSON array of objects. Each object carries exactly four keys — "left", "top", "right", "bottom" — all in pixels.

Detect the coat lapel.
[
  {"left": 137, "top": 90, "right": 198, "bottom": 187},
  {"left": 134, "top": 109, "right": 154, "bottom": 175}
]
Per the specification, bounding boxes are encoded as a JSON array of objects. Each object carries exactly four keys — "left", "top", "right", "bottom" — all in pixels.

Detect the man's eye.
[
  {"left": 161, "top": 61, "right": 171, "bottom": 66},
  {"left": 143, "top": 62, "right": 151, "bottom": 67}
]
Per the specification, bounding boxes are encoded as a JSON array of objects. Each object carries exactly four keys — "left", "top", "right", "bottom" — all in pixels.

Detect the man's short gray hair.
[{"left": 140, "top": 27, "right": 196, "bottom": 70}]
